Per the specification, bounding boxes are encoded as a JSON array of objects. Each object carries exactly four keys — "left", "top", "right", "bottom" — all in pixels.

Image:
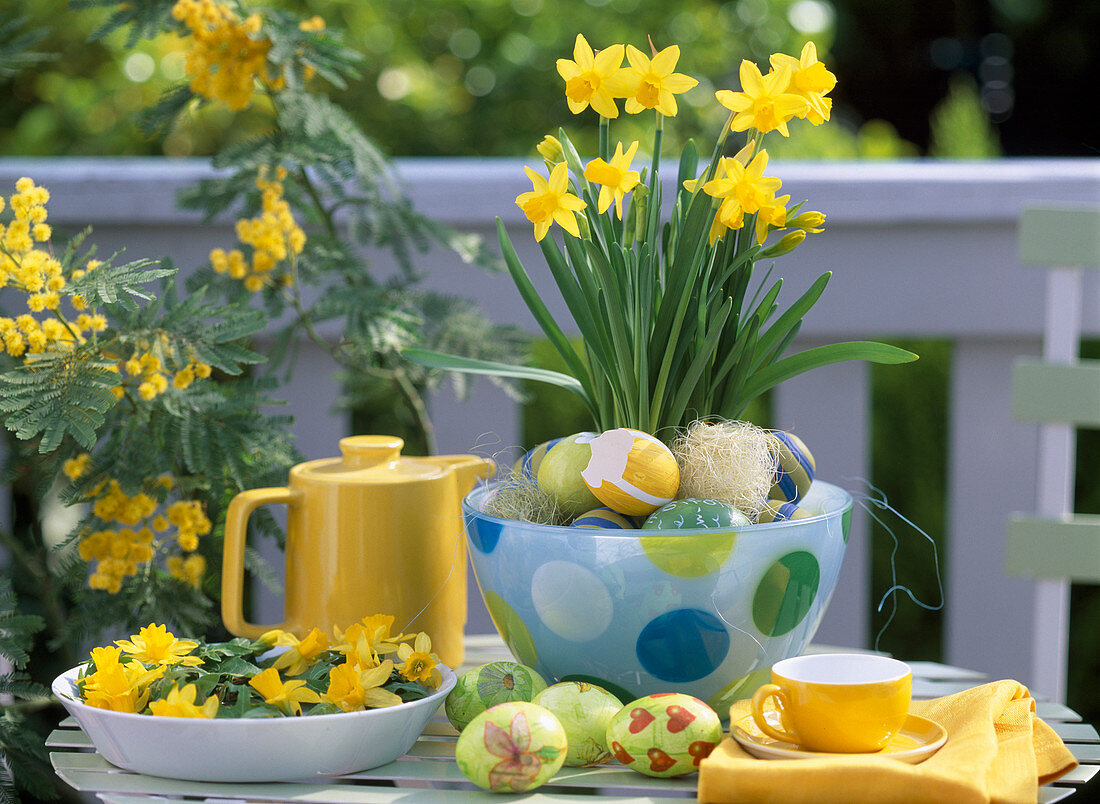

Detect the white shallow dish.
[
  {"left": 732, "top": 711, "right": 947, "bottom": 764},
  {"left": 52, "top": 663, "right": 456, "bottom": 782}
]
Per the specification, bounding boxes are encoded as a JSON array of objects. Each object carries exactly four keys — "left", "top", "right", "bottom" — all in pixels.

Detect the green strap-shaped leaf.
[
  {"left": 739, "top": 341, "right": 919, "bottom": 403},
  {"left": 752, "top": 272, "right": 831, "bottom": 371},
  {"left": 402, "top": 348, "right": 596, "bottom": 415},
  {"left": 665, "top": 296, "right": 733, "bottom": 428}
]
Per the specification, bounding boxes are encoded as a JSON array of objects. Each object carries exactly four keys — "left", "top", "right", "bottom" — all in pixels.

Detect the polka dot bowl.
[{"left": 462, "top": 480, "right": 852, "bottom": 715}]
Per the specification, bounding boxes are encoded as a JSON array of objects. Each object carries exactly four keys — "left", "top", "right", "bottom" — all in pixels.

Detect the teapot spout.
[{"left": 434, "top": 454, "right": 495, "bottom": 495}]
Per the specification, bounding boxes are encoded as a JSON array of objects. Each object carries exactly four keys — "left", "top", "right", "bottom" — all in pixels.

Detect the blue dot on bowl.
[
  {"left": 635, "top": 608, "right": 730, "bottom": 682},
  {"left": 466, "top": 516, "right": 502, "bottom": 554}
]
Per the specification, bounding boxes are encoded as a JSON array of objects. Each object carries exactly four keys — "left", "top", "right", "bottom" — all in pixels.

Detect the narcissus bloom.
[
  {"left": 249, "top": 667, "right": 321, "bottom": 716},
  {"left": 584, "top": 141, "right": 641, "bottom": 219},
  {"left": 703, "top": 150, "right": 784, "bottom": 245},
  {"left": 271, "top": 626, "right": 330, "bottom": 676},
  {"left": 516, "top": 163, "right": 587, "bottom": 241},
  {"left": 770, "top": 42, "right": 836, "bottom": 125},
  {"left": 115, "top": 624, "right": 203, "bottom": 667},
  {"left": 618, "top": 44, "right": 698, "bottom": 117},
  {"left": 396, "top": 632, "right": 443, "bottom": 689},
  {"left": 149, "top": 683, "right": 220, "bottom": 718},
  {"left": 715, "top": 62, "right": 809, "bottom": 137},
  {"left": 556, "top": 35, "right": 629, "bottom": 118},
  {"left": 753, "top": 192, "right": 791, "bottom": 243}
]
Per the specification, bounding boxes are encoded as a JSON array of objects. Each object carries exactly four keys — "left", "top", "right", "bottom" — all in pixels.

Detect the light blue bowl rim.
[{"left": 462, "top": 479, "right": 853, "bottom": 537}]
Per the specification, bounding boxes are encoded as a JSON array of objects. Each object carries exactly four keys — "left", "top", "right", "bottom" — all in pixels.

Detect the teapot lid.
[{"left": 294, "top": 435, "right": 468, "bottom": 483}]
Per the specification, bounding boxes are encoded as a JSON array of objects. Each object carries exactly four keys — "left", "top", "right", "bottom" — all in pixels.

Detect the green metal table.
[{"left": 48, "top": 635, "right": 1099, "bottom": 803}]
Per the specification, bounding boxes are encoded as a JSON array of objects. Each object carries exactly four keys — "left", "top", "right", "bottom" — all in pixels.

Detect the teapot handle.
[{"left": 221, "top": 486, "right": 295, "bottom": 639}]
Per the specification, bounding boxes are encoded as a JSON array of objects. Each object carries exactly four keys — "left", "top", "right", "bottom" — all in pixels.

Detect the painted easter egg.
[
  {"left": 537, "top": 432, "right": 602, "bottom": 519},
  {"left": 605, "top": 693, "right": 722, "bottom": 777},
  {"left": 573, "top": 507, "right": 636, "bottom": 529},
  {"left": 756, "top": 498, "right": 811, "bottom": 524},
  {"left": 445, "top": 661, "right": 548, "bottom": 732},
  {"left": 455, "top": 701, "right": 568, "bottom": 792},
  {"left": 532, "top": 681, "right": 623, "bottom": 766},
  {"left": 580, "top": 428, "right": 680, "bottom": 517},
  {"left": 642, "top": 498, "right": 750, "bottom": 531},
  {"left": 513, "top": 438, "right": 562, "bottom": 479},
  {"left": 769, "top": 431, "right": 815, "bottom": 503}
]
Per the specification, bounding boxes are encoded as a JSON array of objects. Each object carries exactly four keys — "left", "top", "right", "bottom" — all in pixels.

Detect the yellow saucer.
[{"left": 732, "top": 712, "right": 947, "bottom": 764}]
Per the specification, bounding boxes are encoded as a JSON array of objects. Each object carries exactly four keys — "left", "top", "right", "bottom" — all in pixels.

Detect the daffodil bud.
[
  {"left": 633, "top": 184, "right": 649, "bottom": 244},
  {"left": 537, "top": 135, "right": 565, "bottom": 165},
  {"left": 574, "top": 211, "right": 592, "bottom": 240},
  {"left": 787, "top": 210, "right": 826, "bottom": 232},
  {"left": 759, "top": 229, "right": 806, "bottom": 258}
]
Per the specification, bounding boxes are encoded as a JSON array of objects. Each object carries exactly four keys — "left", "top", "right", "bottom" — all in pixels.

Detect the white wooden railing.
[{"left": 2, "top": 157, "right": 1098, "bottom": 700}]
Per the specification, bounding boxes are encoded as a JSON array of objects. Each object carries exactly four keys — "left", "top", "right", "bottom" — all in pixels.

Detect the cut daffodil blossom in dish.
[
  {"left": 405, "top": 37, "right": 917, "bottom": 433},
  {"left": 71, "top": 618, "right": 443, "bottom": 718}
]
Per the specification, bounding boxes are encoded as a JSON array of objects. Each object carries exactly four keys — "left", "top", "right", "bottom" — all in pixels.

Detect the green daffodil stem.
[{"left": 598, "top": 116, "right": 610, "bottom": 163}]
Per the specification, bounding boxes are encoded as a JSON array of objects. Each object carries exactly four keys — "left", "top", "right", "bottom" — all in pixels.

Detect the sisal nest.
[
  {"left": 670, "top": 419, "right": 781, "bottom": 519},
  {"left": 482, "top": 469, "right": 570, "bottom": 526}
]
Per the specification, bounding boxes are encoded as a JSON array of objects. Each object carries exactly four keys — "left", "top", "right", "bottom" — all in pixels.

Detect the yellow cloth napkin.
[{"left": 697, "top": 680, "right": 1078, "bottom": 804}]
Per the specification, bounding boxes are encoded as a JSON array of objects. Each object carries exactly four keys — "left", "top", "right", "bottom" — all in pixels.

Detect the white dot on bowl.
[{"left": 531, "top": 561, "right": 613, "bottom": 642}]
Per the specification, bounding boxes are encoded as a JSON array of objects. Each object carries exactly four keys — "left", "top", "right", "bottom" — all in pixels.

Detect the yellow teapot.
[{"left": 221, "top": 435, "right": 493, "bottom": 667}]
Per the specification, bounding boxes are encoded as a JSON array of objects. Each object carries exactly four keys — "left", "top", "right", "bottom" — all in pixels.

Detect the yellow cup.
[
  {"left": 221, "top": 436, "right": 493, "bottom": 668},
  {"left": 751, "top": 653, "right": 912, "bottom": 753}
]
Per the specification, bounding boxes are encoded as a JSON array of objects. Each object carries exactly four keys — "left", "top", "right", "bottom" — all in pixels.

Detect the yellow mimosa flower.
[
  {"left": 396, "top": 632, "right": 443, "bottom": 689},
  {"left": 271, "top": 626, "right": 330, "bottom": 676},
  {"left": 617, "top": 44, "right": 698, "bottom": 117},
  {"left": 149, "top": 683, "right": 219, "bottom": 718},
  {"left": 249, "top": 667, "right": 321, "bottom": 716},
  {"left": 715, "top": 61, "right": 810, "bottom": 137},
  {"left": 556, "top": 34, "right": 629, "bottom": 119},
  {"left": 769, "top": 42, "right": 836, "bottom": 125},
  {"left": 115, "top": 624, "right": 203, "bottom": 667},
  {"left": 583, "top": 141, "right": 641, "bottom": 219},
  {"left": 515, "top": 163, "right": 587, "bottom": 242}
]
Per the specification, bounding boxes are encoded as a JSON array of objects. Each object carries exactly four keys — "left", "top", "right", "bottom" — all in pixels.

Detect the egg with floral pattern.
[
  {"left": 580, "top": 428, "right": 680, "bottom": 517},
  {"left": 455, "top": 701, "right": 568, "bottom": 792},
  {"left": 605, "top": 693, "right": 721, "bottom": 777}
]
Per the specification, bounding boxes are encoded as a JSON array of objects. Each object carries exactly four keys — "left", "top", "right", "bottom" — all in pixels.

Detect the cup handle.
[
  {"left": 221, "top": 486, "right": 296, "bottom": 639},
  {"left": 751, "top": 683, "right": 801, "bottom": 745}
]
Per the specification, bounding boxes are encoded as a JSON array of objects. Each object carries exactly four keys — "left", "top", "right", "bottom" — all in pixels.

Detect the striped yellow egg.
[
  {"left": 769, "top": 431, "right": 816, "bottom": 503},
  {"left": 580, "top": 428, "right": 680, "bottom": 517},
  {"left": 513, "top": 437, "right": 562, "bottom": 479},
  {"left": 756, "top": 498, "right": 811, "bottom": 524},
  {"left": 572, "top": 507, "right": 636, "bottom": 529}
]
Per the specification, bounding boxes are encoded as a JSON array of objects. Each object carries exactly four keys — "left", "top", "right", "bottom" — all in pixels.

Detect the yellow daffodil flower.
[
  {"left": 715, "top": 61, "right": 810, "bottom": 137},
  {"left": 396, "top": 632, "right": 443, "bottom": 689},
  {"left": 271, "top": 626, "right": 330, "bottom": 676},
  {"left": 769, "top": 42, "right": 836, "bottom": 125},
  {"left": 556, "top": 34, "right": 629, "bottom": 119},
  {"left": 249, "top": 667, "right": 321, "bottom": 716},
  {"left": 322, "top": 660, "right": 368, "bottom": 711},
  {"left": 149, "top": 683, "right": 219, "bottom": 718},
  {"left": 788, "top": 210, "right": 827, "bottom": 233},
  {"left": 115, "top": 624, "right": 203, "bottom": 667},
  {"left": 583, "top": 141, "right": 641, "bottom": 219},
  {"left": 359, "top": 659, "right": 404, "bottom": 708},
  {"left": 754, "top": 193, "right": 790, "bottom": 244},
  {"left": 536, "top": 135, "right": 565, "bottom": 165},
  {"left": 683, "top": 142, "right": 755, "bottom": 194},
  {"left": 617, "top": 44, "right": 698, "bottom": 117},
  {"left": 81, "top": 651, "right": 165, "bottom": 714},
  {"left": 515, "top": 163, "right": 587, "bottom": 242},
  {"left": 703, "top": 149, "right": 782, "bottom": 219}
]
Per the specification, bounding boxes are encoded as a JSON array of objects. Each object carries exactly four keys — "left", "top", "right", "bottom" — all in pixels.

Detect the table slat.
[{"left": 1054, "top": 723, "right": 1100, "bottom": 743}]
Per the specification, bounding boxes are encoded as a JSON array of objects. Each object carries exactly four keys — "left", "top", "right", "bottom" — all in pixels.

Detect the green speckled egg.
[
  {"left": 642, "top": 498, "right": 750, "bottom": 530},
  {"left": 532, "top": 681, "right": 622, "bottom": 766},
  {"left": 455, "top": 702, "right": 568, "bottom": 793},
  {"left": 445, "top": 661, "right": 548, "bottom": 732},
  {"left": 605, "top": 693, "right": 722, "bottom": 777}
]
